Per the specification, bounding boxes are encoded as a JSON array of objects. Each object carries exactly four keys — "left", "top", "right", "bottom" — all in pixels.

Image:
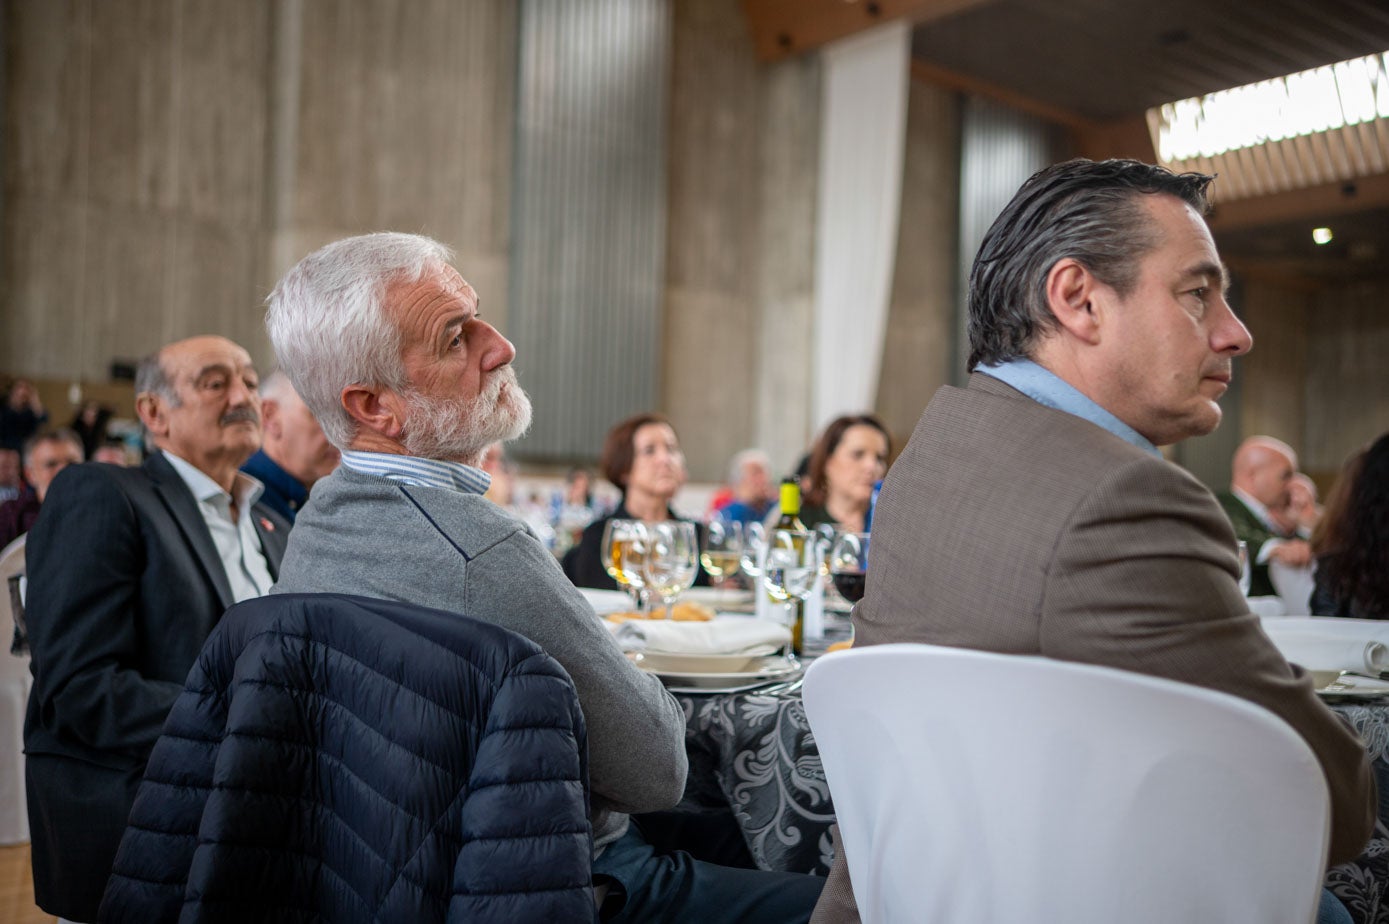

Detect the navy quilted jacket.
[{"left": 99, "top": 593, "right": 596, "bottom": 923}]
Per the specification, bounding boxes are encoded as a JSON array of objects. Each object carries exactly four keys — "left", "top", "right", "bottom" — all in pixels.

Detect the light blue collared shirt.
[
  {"left": 977, "top": 359, "right": 1161, "bottom": 459},
  {"left": 340, "top": 450, "right": 492, "bottom": 496}
]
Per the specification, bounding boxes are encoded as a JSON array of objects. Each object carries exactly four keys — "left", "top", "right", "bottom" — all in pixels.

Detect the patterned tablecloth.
[{"left": 673, "top": 683, "right": 1389, "bottom": 923}]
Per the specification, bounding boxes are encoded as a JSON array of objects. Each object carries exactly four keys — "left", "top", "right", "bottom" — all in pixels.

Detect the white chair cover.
[
  {"left": 804, "top": 644, "right": 1330, "bottom": 924},
  {"left": 0, "top": 535, "right": 29, "bottom": 845},
  {"left": 1270, "top": 560, "right": 1317, "bottom": 615}
]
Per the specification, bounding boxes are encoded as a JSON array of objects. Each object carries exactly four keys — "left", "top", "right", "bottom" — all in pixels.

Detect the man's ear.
[
  {"left": 135, "top": 393, "right": 168, "bottom": 437},
  {"left": 259, "top": 399, "right": 282, "bottom": 439},
  {"left": 340, "top": 385, "right": 406, "bottom": 440},
  {"left": 1044, "top": 258, "right": 1104, "bottom": 346}
]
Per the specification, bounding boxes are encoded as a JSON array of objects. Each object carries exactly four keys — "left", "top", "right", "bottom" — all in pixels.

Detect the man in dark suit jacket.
[
  {"left": 23, "top": 335, "right": 290, "bottom": 922},
  {"left": 811, "top": 160, "right": 1375, "bottom": 923}
]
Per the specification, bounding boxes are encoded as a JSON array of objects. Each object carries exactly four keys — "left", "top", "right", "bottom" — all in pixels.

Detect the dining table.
[{"left": 663, "top": 624, "right": 1389, "bottom": 924}]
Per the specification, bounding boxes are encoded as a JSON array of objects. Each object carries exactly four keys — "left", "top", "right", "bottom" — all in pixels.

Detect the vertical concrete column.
[{"left": 750, "top": 58, "right": 821, "bottom": 477}]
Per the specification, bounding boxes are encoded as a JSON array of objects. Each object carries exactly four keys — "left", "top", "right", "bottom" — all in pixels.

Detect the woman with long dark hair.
[
  {"left": 797, "top": 414, "right": 892, "bottom": 533},
  {"left": 1311, "top": 432, "right": 1389, "bottom": 619}
]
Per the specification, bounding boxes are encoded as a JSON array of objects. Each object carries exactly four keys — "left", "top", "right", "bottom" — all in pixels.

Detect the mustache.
[{"left": 221, "top": 408, "right": 260, "bottom": 427}]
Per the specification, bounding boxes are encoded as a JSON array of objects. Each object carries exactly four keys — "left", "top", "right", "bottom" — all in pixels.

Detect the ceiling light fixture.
[
  {"left": 1312, "top": 227, "right": 1334, "bottom": 245},
  {"left": 1152, "top": 51, "right": 1389, "bottom": 162}
]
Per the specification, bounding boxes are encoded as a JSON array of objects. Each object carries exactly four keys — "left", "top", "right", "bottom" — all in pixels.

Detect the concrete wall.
[
  {"left": 874, "top": 79, "right": 959, "bottom": 449},
  {"left": 5, "top": 0, "right": 275, "bottom": 384},
  {"left": 1306, "top": 279, "right": 1389, "bottom": 477},
  {"left": 1239, "top": 276, "right": 1312, "bottom": 454},
  {"left": 663, "top": 0, "right": 820, "bottom": 482},
  {"left": 3, "top": 0, "right": 514, "bottom": 402}
]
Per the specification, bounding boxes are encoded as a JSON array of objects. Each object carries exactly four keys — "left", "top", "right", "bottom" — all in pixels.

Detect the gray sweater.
[{"left": 272, "top": 464, "right": 689, "bottom": 848}]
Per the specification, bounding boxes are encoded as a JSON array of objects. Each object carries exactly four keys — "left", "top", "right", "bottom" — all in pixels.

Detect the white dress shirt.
[{"left": 163, "top": 452, "right": 274, "bottom": 602}]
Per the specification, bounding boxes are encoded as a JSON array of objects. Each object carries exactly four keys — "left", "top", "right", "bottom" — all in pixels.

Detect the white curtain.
[{"left": 812, "top": 20, "right": 911, "bottom": 434}]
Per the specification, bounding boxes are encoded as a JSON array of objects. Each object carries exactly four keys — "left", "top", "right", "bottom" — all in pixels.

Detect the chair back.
[
  {"left": 0, "top": 535, "right": 25, "bottom": 655},
  {"left": 0, "top": 535, "right": 28, "bottom": 845},
  {"left": 102, "top": 593, "right": 595, "bottom": 923},
  {"left": 803, "top": 643, "right": 1330, "bottom": 924}
]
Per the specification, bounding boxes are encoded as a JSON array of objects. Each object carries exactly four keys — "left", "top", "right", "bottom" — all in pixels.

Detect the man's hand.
[{"left": 1269, "top": 538, "right": 1312, "bottom": 568}]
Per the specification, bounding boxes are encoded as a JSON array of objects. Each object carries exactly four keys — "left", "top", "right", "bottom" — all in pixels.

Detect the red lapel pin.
[{"left": 259, "top": 517, "right": 275, "bottom": 532}]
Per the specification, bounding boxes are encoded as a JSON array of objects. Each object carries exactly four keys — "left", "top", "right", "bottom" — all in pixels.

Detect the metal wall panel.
[
  {"left": 509, "top": 0, "right": 671, "bottom": 462},
  {"left": 953, "top": 97, "right": 1066, "bottom": 381}
]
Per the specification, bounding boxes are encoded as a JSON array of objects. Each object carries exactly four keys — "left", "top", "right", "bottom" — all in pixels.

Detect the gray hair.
[
  {"left": 135, "top": 348, "right": 181, "bottom": 407},
  {"left": 265, "top": 232, "right": 454, "bottom": 449},
  {"left": 728, "top": 448, "right": 771, "bottom": 486},
  {"left": 22, "top": 428, "right": 83, "bottom": 467},
  {"left": 967, "top": 158, "right": 1215, "bottom": 370},
  {"left": 258, "top": 369, "right": 298, "bottom": 403}
]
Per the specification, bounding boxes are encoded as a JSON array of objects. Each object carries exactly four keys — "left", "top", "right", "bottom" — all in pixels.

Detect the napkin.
[
  {"left": 612, "top": 618, "right": 790, "bottom": 655},
  {"left": 1261, "top": 619, "right": 1389, "bottom": 669}
]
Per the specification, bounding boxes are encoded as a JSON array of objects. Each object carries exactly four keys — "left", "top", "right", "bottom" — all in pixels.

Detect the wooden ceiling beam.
[
  {"left": 742, "top": 0, "right": 992, "bottom": 63},
  {"left": 908, "top": 59, "right": 1094, "bottom": 131},
  {"left": 1207, "top": 171, "right": 1389, "bottom": 232}
]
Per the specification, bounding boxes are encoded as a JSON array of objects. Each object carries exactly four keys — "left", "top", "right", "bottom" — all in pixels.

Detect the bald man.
[
  {"left": 240, "top": 371, "right": 341, "bottom": 523},
  {"left": 23, "top": 335, "right": 292, "bottom": 921},
  {"left": 1217, "top": 436, "right": 1312, "bottom": 598}
]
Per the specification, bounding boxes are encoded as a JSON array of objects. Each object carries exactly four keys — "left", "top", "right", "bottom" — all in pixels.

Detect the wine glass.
[
  {"left": 643, "top": 520, "right": 699, "bottom": 618},
  {"left": 828, "top": 531, "right": 870, "bottom": 606},
  {"left": 740, "top": 521, "right": 767, "bottom": 580},
  {"left": 1236, "top": 540, "right": 1251, "bottom": 596},
  {"left": 763, "top": 528, "right": 823, "bottom": 659},
  {"left": 601, "top": 518, "right": 650, "bottom": 613},
  {"left": 700, "top": 517, "right": 744, "bottom": 603}
]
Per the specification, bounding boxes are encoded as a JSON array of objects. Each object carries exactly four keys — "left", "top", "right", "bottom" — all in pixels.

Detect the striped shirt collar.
[
  {"left": 978, "top": 359, "right": 1161, "bottom": 459},
  {"left": 340, "top": 449, "right": 492, "bottom": 495}
]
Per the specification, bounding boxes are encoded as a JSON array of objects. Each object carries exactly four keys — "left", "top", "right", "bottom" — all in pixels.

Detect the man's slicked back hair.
[
  {"left": 265, "top": 232, "right": 454, "bottom": 449},
  {"left": 966, "top": 158, "right": 1215, "bottom": 370}
]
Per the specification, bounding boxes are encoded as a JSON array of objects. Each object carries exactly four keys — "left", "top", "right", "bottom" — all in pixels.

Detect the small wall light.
[{"left": 1312, "top": 227, "right": 1333, "bottom": 245}]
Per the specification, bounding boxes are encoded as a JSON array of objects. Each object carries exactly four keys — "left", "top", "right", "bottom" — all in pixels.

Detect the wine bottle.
[
  {"left": 775, "top": 477, "right": 807, "bottom": 533},
  {"left": 773, "top": 477, "right": 807, "bottom": 656}
]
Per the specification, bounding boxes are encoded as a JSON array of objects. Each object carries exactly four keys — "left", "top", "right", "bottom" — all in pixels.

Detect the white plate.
[
  {"left": 681, "top": 587, "right": 754, "bottom": 608},
  {"left": 1316, "top": 675, "right": 1389, "bottom": 700},
  {"left": 635, "top": 649, "right": 777, "bottom": 674},
  {"left": 639, "top": 656, "right": 800, "bottom": 690}
]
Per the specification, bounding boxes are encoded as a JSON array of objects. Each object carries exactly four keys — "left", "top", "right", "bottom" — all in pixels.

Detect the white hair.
[
  {"left": 728, "top": 448, "right": 771, "bottom": 486},
  {"left": 257, "top": 369, "right": 298, "bottom": 403},
  {"left": 265, "top": 232, "right": 454, "bottom": 449}
]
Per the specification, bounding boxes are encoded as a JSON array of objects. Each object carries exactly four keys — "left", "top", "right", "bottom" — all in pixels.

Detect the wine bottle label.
[{"left": 779, "top": 478, "right": 801, "bottom": 517}]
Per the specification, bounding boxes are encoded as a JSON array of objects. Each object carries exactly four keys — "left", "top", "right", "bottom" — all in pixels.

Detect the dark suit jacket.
[
  {"left": 22, "top": 452, "right": 289, "bottom": 921},
  {"left": 1216, "top": 489, "right": 1285, "bottom": 598},
  {"left": 812, "top": 374, "right": 1376, "bottom": 923}
]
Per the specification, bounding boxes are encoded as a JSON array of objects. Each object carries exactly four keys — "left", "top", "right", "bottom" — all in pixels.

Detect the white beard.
[{"left": 401, "top": 366, "right": 533, "bottom": 462}]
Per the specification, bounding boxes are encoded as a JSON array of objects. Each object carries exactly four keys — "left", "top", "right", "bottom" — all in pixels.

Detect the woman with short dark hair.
[{"left": 562, "top": 413, "right": 709, "bottom": 591}]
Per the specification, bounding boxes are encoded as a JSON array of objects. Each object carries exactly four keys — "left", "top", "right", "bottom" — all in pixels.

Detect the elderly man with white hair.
[
  {"left": 238, "top": 370, "right": 340, "bottom": 523},
  {"left": 718, "top": 448, "right": 776, "bottom": 526},
  {"left": 1217, "top": 435, "right": 1312, "bottom": 599},
  {"left": 265, "top": 232, "right": 824, "bottom": 923}
]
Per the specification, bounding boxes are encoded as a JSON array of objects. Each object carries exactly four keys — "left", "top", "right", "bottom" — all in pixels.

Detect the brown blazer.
[{"left": 812, "top": 374, "right": 1376, "bottom": 922}]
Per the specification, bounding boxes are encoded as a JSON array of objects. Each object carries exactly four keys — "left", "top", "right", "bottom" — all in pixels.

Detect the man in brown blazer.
[{"left": 811, "top": 159, "right": 1375, "bottom": 922}]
